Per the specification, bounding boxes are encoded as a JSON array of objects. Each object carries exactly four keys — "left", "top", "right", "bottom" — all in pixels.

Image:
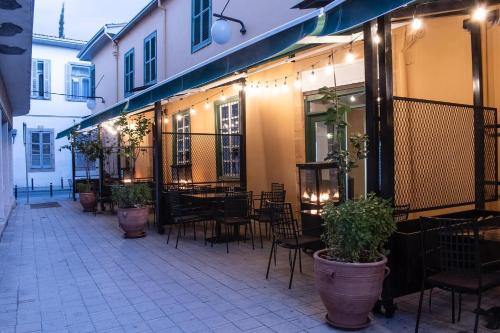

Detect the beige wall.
[{"left": 93, "top": 41, "right": 118, "bottom": 113}]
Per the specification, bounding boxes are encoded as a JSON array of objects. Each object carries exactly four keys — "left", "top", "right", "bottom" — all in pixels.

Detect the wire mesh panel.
[
  {"left": 162, "top": 132, "right": 241, "bottom": 186},
  {"left": 393, "top": 97, "right": 497, "bottom": 212}
]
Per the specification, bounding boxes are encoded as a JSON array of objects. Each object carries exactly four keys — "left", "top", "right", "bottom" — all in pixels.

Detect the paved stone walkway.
[{"left": 0, "top": 200, "right": 499, "bottom": 332}]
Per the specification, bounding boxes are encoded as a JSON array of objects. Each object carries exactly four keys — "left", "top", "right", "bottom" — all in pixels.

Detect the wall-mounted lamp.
[
  {"left": 211, "top": 0, "right": 246, "bottom": 45},
  {"left": 11, "top": 129, "right": 17, "bottom": 144}
]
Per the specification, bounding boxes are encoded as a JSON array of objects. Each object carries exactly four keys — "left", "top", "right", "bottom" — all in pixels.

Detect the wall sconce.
[{"left": 11, "top": 129, "right": 17, "bottom": 144}]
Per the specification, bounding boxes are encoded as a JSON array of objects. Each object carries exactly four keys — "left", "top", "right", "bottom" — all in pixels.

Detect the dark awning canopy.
[{"left": 57, "top": 0, "right": 415, "bottom": 139}]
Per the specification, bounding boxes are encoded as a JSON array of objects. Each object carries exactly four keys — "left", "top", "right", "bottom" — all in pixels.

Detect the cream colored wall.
[{"left": 93, "top": 42, "right": 118, "bottom": 113}]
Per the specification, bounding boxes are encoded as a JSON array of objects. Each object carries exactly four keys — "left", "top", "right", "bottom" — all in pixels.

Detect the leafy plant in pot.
[
  {"left": 313, "top": 86, "right": 395, "bottom": 329},
  {"left": 112, "top": 183, "right": 152, "bottom": 238},
  {"left": 62, "top": 129, "right": 105, "bottom": 212}
]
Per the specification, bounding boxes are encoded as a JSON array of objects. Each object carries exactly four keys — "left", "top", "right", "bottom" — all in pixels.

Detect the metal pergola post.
[
  {"left": 153, "top": 101, "right": 164, "bottom": 233},
  {"left": 98, "top": 125, "right": 105, "bottom": 211},
  {"left": 239, "top": 80, "right": 247, "bottom": 190},
  {"left": 71, "top": 146, "right": 76, "bottom": 201}
]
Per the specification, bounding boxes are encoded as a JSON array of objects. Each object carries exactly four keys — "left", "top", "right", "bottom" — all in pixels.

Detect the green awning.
[{"left": 57, "top": 0, "right": 415, "bottom": 138}]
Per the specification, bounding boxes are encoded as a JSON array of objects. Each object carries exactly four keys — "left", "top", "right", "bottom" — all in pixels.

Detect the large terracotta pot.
[
  {"left": 79, "top": 192, "right": 96, "bottom": 212},
  {"left": 117, "top": 207, "right": 149, "bottom": 238},
  {"left": 314, "top": 249, "right": 388, "bottom": 330}
]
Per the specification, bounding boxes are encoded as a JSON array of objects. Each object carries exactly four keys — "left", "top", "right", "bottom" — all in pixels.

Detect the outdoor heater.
[{"left": 297, "top": 161, "right": 340, "bottom": 210}]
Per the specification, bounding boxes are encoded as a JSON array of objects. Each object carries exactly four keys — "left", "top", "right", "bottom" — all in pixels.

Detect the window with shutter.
[
  {"left": 66, "top": 63, "right": 92, "bottom": 102},
  {"left": 124, "top": 48, "right": 135, "bottom": 97},
  {"left": 144, "top": 32, "right": 157, "bottom": 85},
  {"left": 191, "top": 0, "right": 212, "bottom": 52},
  {"left": 31, "top": 59, "right": 51, "bottom": 100},
  {"left": 28, "top": 129, "right": 55, "bottom": 171}
]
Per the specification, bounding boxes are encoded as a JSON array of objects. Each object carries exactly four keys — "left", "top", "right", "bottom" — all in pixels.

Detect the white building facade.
[{"left": 12, "top": 34, "right": 92, "bottom": 189}]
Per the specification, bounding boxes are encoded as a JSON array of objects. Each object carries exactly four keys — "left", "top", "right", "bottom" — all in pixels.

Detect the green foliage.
[
  {"left": 114, "top": 113, "right": 152, "bottom": 180},
  {"left": 61, "top": 129, "right": 109, "bottom": 181},
  {"left": 321, "top": 193, "right": 395, "bottom": 263},
  {"left": 76, "top": 182, "right": 93, "bottom": 193},
  {"left": 111, "top": 183, "right": 152, "bottom": 209},
  {"left": 319, "top": 86, "right": 369, "bottom": 176}
]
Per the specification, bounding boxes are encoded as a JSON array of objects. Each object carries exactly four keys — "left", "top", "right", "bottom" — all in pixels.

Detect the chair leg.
[
  {"left": 175, "top": 224, "right": 182, "bottom": 249},
  {"left": 203, "top": 221, "right": 208, "bottom": 246},
  {"left": 458, "top": 293, "right": 462, "bottom": 322},
  {"left": 414, "top": 284, "right": 425, "bottom": 333},
  {"left": 298, "top": 249, "right": 302, "bottom": 273},
  {"left": 249, "top": 223, "right": 254, "bottom": 250},
  {"left": 273, "top": 243, "right": 277, "bottom": 266},
  {"left": 474, "top": 293, "right": 482, "bottom": 333},
  {"left": 225, "top": 225, "right": 229, "bottom": 254},
  {"left": 259, "top": 222, "right": 263, "bottom": 249},
  {"left": 167, "top": 225, "right": 172, "bottom": 244},
  {"left": 211, "top": 221, "right": 215, "bottom": 248},
  {"left": 451, "top": 289, "right": 456, "bottom": 324},
  {"left": 266, "top": 241, "right": 275, "bottom": 279},
  {"left": 288, "top": 249, "right": 298, "bottom": 289},
  {"left": 193, "top": 223, "right": 197, "bottom": 241},
  {"left": 428, "top": 288, "right": 433, "bottom": 312}
]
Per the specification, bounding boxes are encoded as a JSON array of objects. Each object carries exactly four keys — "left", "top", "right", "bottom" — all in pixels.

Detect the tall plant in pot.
[
  {"left": 62, "top": 129, "right": 105, "bottom": 212},
  {"left": 112, "top": 183, "right": 152, "bottom": 238},
  {"left": 113, "top": 113, "right": 152, "bottom": 181}
]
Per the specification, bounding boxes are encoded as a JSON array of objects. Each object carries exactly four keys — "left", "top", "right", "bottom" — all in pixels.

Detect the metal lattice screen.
[
  {"left": 394, "top": 97, "right": 497, "bottom": 212},
  {"left": 162, "top": 132, "right": 241, "bottom": 186}
]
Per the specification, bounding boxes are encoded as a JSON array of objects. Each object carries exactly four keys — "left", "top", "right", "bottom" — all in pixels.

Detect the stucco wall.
[{"left": 93, "top": 41, "right": 118, "bottom": 113}]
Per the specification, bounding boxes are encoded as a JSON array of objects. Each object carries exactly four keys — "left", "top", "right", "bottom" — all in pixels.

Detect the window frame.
[
  {"left": 66, "top": 63, "right": 92, "bottom": 102},
  {"left": 31, "top": 59, "right": 51, "bottom": 100},
  {"left": 124, "top": 48, "right": 135, "bottom": 97},
  {"left": 191, "top": 0, "right": 212, "bottom": 53},
  {"left": 173, "top": 111, "right": 191, "bottom": 165},
  {"left": 28, "top": 128, "right": 55, "bottom": 172},
  {"left": 143, "top": 31, "right": 157, "bottom": 85},
  {"left": 215, "top": 97, "right": 241, "bottom": 179}
]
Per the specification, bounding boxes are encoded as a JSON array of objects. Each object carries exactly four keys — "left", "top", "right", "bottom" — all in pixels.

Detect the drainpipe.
[
  {"left": 158, "top": 0, "right": 167, "bottom": 78},
  {"left": 104, "top": 26, "right": 120, "bottom": 103}
]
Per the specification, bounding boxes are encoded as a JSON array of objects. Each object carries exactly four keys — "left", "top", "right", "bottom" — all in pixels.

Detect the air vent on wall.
[
  {"left": 0, "top": 0, "right": 22, "bottom": 10},
  {"left": 0, "top": 44, "right": 25, "bottom": 54},
  {"left": 0, "top": 22, "right": 23, "bottom": 36}
]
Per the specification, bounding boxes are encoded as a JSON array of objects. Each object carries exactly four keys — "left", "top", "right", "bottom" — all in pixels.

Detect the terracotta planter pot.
[
  {"left": 117, "top": 207, "right": 149, "bottom": 238},
  {"left": 314, "top": 249, "right": 388, "bottom": 330},
  {"left": 79, "top": 192, "right": 96, "bottom": 212}
]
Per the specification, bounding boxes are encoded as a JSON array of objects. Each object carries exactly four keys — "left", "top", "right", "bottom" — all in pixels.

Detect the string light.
[
  {"left": 281, "top": 77, "right": 289, "bottom": 92},
  {"left": 204, "top": 99, "right": 210, "bottom": 109},
  {"left": 411, "top": 16, "right": 423, "bottom": 30},
  {"left": 189, "top": 106, "right": 196, "bottom": 115},
  {"left": 220, "top": 91, "right": 226, "bottom": 102},
  {"left": 345, "top": 43, "right": 355, "bottom": 64},
  {"left": 326, "top": 55, "right": 334, "bottom": 74},
  {"left": 294, "top": 72, "right": 302, "bottom": 90},
  {"left": 472, "top": 4, "right": 488, "bottom": 21},
  {"left": 350, "top": 95, "right": 356, "bottom": 102},
  {"left": 176, "top": 113, "right": 183, "bottom": 121},
  {"left": 373, "top": 34, "right": 381, "bottom": 44},
  {"left": 309, "top": 65, "right": 316, "bottom": 82},
  {"left": 163, "top": 117, "right": 169, "bottom": 124},
  {"left": 233, "top": 83, "right": 243, "bottom": 92}
]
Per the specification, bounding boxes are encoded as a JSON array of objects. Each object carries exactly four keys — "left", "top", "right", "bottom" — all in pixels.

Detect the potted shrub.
[
  {"left": 62, "top": 129, "right": 106, "bottom": 212},
  {"left": 112, "top": 183, "right": 152, "bottom": 238},
  {"left": 114, "top": 113, "right": 152, "bottom": 181},
  {"left": 315, "top": 194, "right": 395, "bottom": 329}
]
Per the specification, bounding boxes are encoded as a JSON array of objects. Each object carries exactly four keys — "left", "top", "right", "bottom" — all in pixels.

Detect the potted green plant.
[
  {"left": 111, "top": 183, "right": 152, "bottom": 238},
  {"left": 315, "top": 194, "right": 395, "bottom": 329},
  {"left": 113, "top": 113, "right": 152, "bottom": 181},
  {"left": 62, "top": 129, "right": 105, "bottom": 212}
]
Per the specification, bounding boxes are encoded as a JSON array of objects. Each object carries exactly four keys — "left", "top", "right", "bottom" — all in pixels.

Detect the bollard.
[
  {"left": 31, "top": 178, "right": 34, "bottom": 190},
  {"left": 61, "top": 177, "right": 64, "bottom": 189},
  {"left": 50, "top": 183, "right": 53, "bottom": 197},
  {"left": 14, "top": 185, "right": 17, "bottom": 199}
]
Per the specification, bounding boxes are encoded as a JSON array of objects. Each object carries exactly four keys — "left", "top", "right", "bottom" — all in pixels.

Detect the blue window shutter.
[
  {"left": 43, "top": 60, "right": 51, "bottom": 99},
  {"left": 31, "top": 60, "right": 38, "bottom": 98},
  {"left": 65, "top": 64, "right": 72, "bottom": 101},
  {"left": 90, "top": 65, "right": 95, "bottom": 98}
]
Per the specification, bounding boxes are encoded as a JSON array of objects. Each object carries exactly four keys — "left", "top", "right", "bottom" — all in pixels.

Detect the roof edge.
[
  {"left": 33, "top": 33, "right": 87, "bottom": 50},
  {"left": 112, "top": 0, "right": 158, "bottom": 41}
]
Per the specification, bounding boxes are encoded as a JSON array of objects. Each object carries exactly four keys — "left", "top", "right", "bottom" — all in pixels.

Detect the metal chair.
[
  {"left": 266, "top": 201, "right": 321, "bottom": 289},
  {"left": 393, "top": 204, "right": 410, "bottom": 223},
  {"left": 252, "top": 190, "right": 286, "bottom": 248},
  {"left": 164, "top": 191, "right": 209, "bottom": 249},
  {"left": 415, "top": 217, "right": 500, "bottom": 333},
  {"left": 215, "top": 191, "right": 254, "bottom": 253},
  {"left": 271, "top": 182, "right": 285, "bottom": 194}
]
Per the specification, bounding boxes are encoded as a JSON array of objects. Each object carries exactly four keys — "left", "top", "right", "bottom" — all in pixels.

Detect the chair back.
[
  {"left": 394, "top": 204, "right": 410, "bottom": 223},
  {"left": 259, "top": 190, "right": 286, "bottom": 210},
  {"left": 165, "top": 191, "right": 186, "bottom": 218},
  {"left": 224, "top": 191, "right": 252, "bottom": 218},
  {"left": 419, "top": 217, "right": 481, "bottom": 278},
  {"left": 271, "top": 183, "right": 285, "bottom": 193},
  {"left": 268, "top": 201, "right": 298, "bottom": 243}
]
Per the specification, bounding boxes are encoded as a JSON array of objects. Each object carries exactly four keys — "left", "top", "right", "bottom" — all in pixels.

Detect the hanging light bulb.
[
  {"left": 281, "top": 77, "right": 289, "bottom": 92},
  {"left": 350, "top": 95, "right": 356, "bottom": 102},
  {"left": 472, "top": 4, "right": 488, "bottom": 21},
  {"left": 412, "top": 16, "right": 423, "bottom": 31},
  {"left": 294, "top": 72, "right": 302, "bottom": 90},
  {"left": 309, "top": 65, "right": 316, "bottom": 82},
  {"left": 373, "top": 34, "right": 381, "bottom": 44},
  {"left": 189, "top": 106, "right": 196, "bottom": 115},
  {"left": 176, "top": 113, "right": 183, "bottom": 121},
  {"left": 345, "top": 44, "right": 355, "bottom": 64},
  {"left": 204, "top": 99, "right": 210, "bottom": 109},
  {"left": 220, "top": 91, "right": 226, "bottom": 102},
  {"left": 233, "top": 83, "right": 243, "bottom": 92},
  {"left": 326, "top": 55, "right": 334, "bottom": 75},
  {"left": 163, "top": 117, "right": 169, "bottom": 124}
]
